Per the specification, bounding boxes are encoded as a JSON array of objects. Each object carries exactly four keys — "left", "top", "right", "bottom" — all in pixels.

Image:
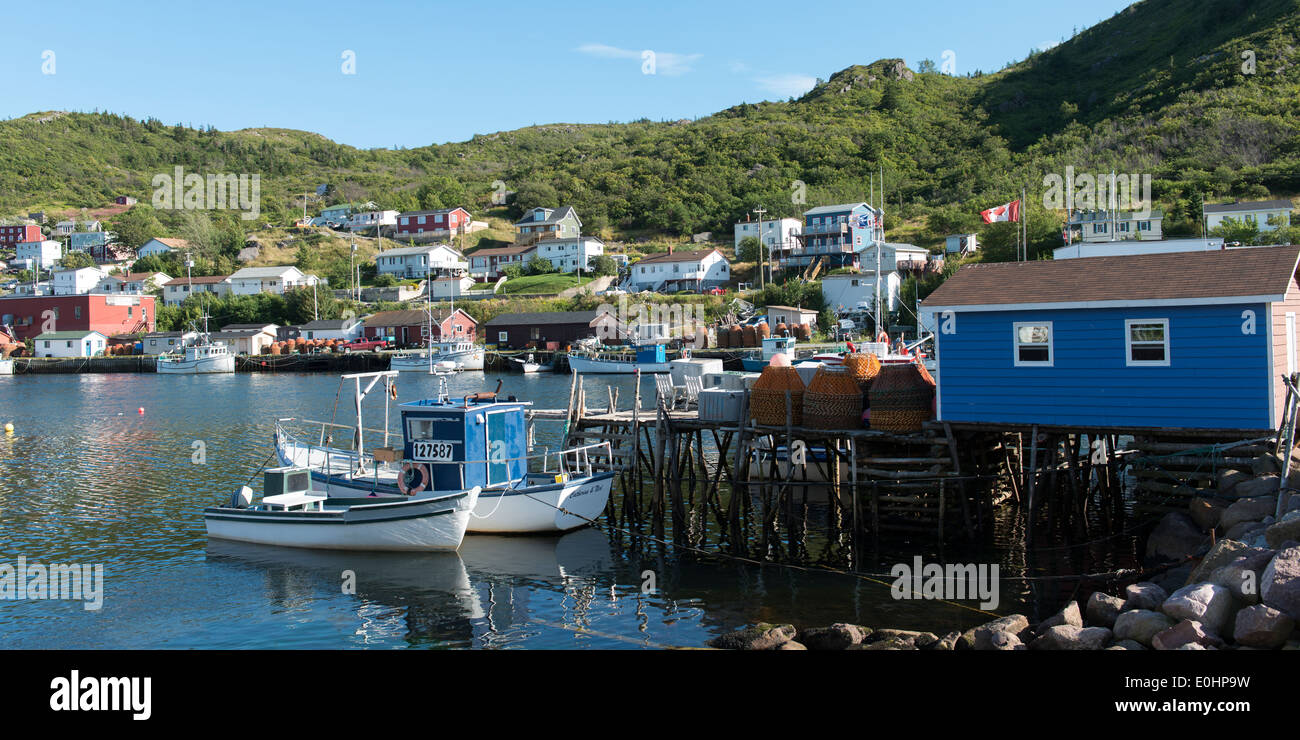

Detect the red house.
[
  {"left": 361, "top": 307, "right": 476, "bottom": 347},
  {"left": 395, "top": 208, "right": 471, "bottom": 237},
  {"left": 0, "top": 225, "right": 43, "bottom": 246},
  {"left": 0, "top": 295, "right": 157, "bottom": 341}
]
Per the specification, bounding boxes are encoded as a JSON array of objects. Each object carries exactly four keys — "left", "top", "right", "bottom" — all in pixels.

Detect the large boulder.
[
  {"left": 708, "top": 623, "right": 796, "bottom": 650},
  {"left": 798, "top": 623, "right": 869, "bottom": 650},
  {"left": 933, "top": 631, "right": 962, "bottom": 650},
  {"left": 1162, "top": 583, "right": 1237, "bottom": 635},
  {"left": 1265, "top": 510, "right": 1300, "bottom": 549},
  {"left": 1262, "top": 546, "right": 1300, "bottom": 620},
  {"left": 1189, "top": 497, "right": 1227, "bottom": 530},
  {"left": 1189, "top": 539, "right": 1250, "bottom": 583},
  {"left": 1113, "top": 609, "right": 1176, "bottom": 647},
  {"left": 1145, "top": 512, "right": 1209, "bottom": 562},
  {"left": 1036, "top": 601, "right": 1083, "bottom": 633},
  {"left": 982, "top": 631, "right": 1025, "bottom": 650},
  {"left": 1220, "top": 495, "right": 1278, "bottom": 531},
  {"left": 1232, "top": 604, "right": 1296, "bottom": 648},
  {"left": 1031, "top": 625, "right": 1112, "bottom": 650},
  {"left": 973, "top": 614, "right": 1030, "bottom": 649},
  {"left": 1108, "top": 639, "right": 1147, "bottom": 650},
  {"left": 1086, "top": 592, "right": 1126, "bottom": 628},
  {"left": 1152, "top": 620, "right": 1225, "bottom": 650},
  {"left": 1251, "top": 453, "right": 1282, "bottom": 476},
  {"left": 775, "top": 640, "right": 807, "bottom": 650},
  {"left": 857, "top": 637, "right": 919, "bottom": 650},
  {"left": 1123, "top": 582, "right": 1169, "bottom": 612},
  {"left": 1152, "top": 563, "right": 1195, "bottom": 594},
  {"left": 1224, "top": 520, "right": 1270, "bottom": 543},
  {"left": 1216, "top": 468, "right": 1252, "bottom": 497},
  {"left": 1210, "top": 549, "right": 1276, "bottom": 604}
]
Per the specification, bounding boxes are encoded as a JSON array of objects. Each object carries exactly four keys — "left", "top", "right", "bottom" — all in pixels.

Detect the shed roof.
[
  {"left": 484, "top": 310, "right": 610, "bottom": 327},
  {"left": 1203, "top": 199, "right": 1293, "bottom": 214}
]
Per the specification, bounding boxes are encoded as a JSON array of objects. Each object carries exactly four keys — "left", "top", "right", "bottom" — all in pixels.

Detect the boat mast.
[{"left": 426, "top": 260, "right": 433, "bottom": 375}]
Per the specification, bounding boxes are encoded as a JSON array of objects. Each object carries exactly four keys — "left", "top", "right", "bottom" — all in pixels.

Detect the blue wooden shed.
[{"left": 922, "top": 246, "right": 1300, "bottom": 432}]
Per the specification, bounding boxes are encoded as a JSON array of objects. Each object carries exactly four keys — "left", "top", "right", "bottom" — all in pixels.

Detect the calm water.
[{"left": 0, "top": 371, "right": 1135, "bottom": 648}]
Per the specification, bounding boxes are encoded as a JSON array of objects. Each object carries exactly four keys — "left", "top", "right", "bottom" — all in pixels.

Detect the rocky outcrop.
[
  {"left": 708, "top": 623, "right": 796, "bottom": 650},
  {"left": 1233, "top": 604, "right": 1296, "bottom": 648},
  {"left": 1113, "top": 609, "right": 1175, "bottom": 647},
  {"left": 1145, "top": 512, "right": 1209, "bottom": 561},
  {"left": 1262, "top": 545, "right": 1300, "bottom": 619}
]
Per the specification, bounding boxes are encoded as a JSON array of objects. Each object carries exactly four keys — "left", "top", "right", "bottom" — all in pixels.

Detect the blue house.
[
  {"left": 922, "top": 246, "right": 1300, "bottom": 432},
  {"left": 775, "top": 202, "right": 880, "bottom": 273}
]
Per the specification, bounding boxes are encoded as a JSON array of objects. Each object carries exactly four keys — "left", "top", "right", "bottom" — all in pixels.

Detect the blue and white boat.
[
  {"left": 275, "top": 372, "right": 616, "bottom": 533},
  {"left": 741, "top": 336, "right": 798, "bottom": 372},
  {"left": 566, "top": 344, "right": 671, "bottom": 374}
]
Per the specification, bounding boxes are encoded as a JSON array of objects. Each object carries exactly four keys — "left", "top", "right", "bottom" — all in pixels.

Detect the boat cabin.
[{"left": 399, "top": 397, "right": 530, "bottom": 491}]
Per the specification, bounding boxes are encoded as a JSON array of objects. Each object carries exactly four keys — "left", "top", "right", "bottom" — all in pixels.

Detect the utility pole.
[
  {"left": 350, "top": 238, "right": 357, "bottom": 302},
  {"left": 752, "top": 206, "right": 767, "bottom": 289}
]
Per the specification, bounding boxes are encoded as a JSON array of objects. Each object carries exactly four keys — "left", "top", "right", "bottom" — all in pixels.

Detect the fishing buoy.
[
  {"left": 4, "top": 422, "right": 12, "bottom": 433},
  {"left": 137, "top": 407, "right": 145, "bottom": 415}
]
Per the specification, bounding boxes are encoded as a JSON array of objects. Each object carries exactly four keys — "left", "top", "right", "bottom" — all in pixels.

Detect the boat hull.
[
  {"left": 391, "top": 349, "right": 484, "bottom": 371},
  {"left": 0, "top": 359, "right": 12, "bottom": 375},
  {"left": 157, "top": 355, "right": 236, "bottom": 374},
  {"left": 567, "top": 356, "right": 670, "bottom": 374},
  {"left": 203, "top": 490, "right": 477, "bottom": 551}
]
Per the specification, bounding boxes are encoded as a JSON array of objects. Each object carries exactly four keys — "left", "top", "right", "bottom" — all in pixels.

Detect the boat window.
[
  {"left": 1126, "top": 319, "right": 1169, "bottom": 366},
  {"left": 1013, "top": 322, "right": 1052, "bottom": 366},
  {"left": 408, "top": 419, "right": 435, "bottom": 440}
]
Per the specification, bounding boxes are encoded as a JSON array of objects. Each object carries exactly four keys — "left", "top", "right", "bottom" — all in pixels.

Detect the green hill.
[{"left": 1, "top": 0, "right": 1297, "bottom": 260}]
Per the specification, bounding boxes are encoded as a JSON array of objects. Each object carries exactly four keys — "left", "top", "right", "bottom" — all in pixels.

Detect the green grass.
[{"left": 499, "top": 273, "right": 592, "bottom": 295}]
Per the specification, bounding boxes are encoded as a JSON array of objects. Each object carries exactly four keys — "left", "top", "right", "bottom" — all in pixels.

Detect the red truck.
[{"left": 337, "top": 338, "right": 389, "bottom": 352}]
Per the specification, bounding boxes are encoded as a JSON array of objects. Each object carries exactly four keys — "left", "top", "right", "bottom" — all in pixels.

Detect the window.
[
  {"left": 1013, "top": 322, "right": 1052, "bottom": 366},
  {"left": 498, "top": 331, "right": 508, "bottom": 343},
  {"left": 1126, "top": 319, "right": 1169, "bottom": 366},
  {"left": 530, "top": 328, "right": 540, "bottom": 340}
]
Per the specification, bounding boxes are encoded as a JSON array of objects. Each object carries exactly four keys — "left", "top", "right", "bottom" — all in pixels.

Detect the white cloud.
[
  {"left": 1036, "top": 40, "right": 1060, "bottom": 52},
  {"left": 728, "top": 60, "right": 750, "bottom": 74},
  {"left": 755, "top": 74, "right": 817, "bottom": 98},
  {"left": 575, "top": 43, "right": 702, "bottom": 76}
]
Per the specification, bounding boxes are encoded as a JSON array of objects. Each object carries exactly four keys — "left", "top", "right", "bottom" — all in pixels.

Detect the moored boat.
[
  {"left": 566, "top": 344, "right": 670, "bottom": 374},
  {"left": 156, "top": 336, "right": 236, "bottom": 374}
]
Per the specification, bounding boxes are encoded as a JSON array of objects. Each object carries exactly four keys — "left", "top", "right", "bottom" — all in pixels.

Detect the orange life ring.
[
  {"left": 397, "top": 462, "right": 429, "bottom": 495},
  {"left": 877, "top": 331, "right": 889, "bottom": 345},
  {"left": 389, "top": 383, "right": 398, "bottom": 400}
]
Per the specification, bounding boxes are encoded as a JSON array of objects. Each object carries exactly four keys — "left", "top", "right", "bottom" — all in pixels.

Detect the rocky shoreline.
[{"left": 709, "top": 453, "right": 1300, "bottom": 651}]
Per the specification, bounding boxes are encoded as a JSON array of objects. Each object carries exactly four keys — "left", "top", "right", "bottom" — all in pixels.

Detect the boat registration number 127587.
[{"left": 411, "top": 440, "right": 457, "bottom": 462}]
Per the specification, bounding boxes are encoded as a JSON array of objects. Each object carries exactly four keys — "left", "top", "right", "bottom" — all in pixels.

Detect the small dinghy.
[
  {"left": 204, "top": 465, "right": 480, "bottom": 551},
  {"left": 510, "top": 353, "right": 552, "bottom": 373}
]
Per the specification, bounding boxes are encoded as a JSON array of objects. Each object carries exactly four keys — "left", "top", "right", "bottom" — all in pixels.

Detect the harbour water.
[{"left": 0, "top": 371, "right": 1138, "bottom": 648}]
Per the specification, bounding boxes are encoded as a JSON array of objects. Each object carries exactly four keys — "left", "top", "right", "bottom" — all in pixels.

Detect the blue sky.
[{"left": 2, "top": 0, "right": 1135, "bottom": 149}]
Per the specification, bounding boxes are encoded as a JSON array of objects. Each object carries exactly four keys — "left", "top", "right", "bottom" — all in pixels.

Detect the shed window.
[
  {"left": 1013, "top": 322, "right": 1052, "bottom": 366},
  {"left": 498, "top": 331, "right": 508, "bottom": 343},
  {"left": 1126, "top": 319, "right": 1169, "bottom": 366}
]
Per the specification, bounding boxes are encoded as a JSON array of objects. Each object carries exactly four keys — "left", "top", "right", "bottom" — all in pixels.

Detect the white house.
[
  {"left": 945, "top": 233, "right": 978, "bottom": 256},
  {"left": 16, "top": 240, "right": 63, "bottom": 270},
  {"left": 533, "top": 236, "right": 606, "bottom": 273},
  {"left": 162, "top": 275, "right": 231, "bottom": 305},
  {"left": 228, "top": 266, "right": 319, "bottom": 296},
  {"left": 209, "top": 328, "right": 275, "bottom": 355},
  {"left": 1054, "top": 237, "right": 1226, "bottom": 260},
  {"left": 765, "top": 305, "right": 820, "bottom": 328},
  {"left": 376, "top": 244, "right": 468, "bottom": 278},
  {"left": 33, "top": 330, "right": 107, "bottom": 358},
  {"left": 856, "top": 242, "right": 932, "bottom": 272},
  {"left": 52, "top": 266, "right": 108, "bottom": 295},
  {"left": 1203, "top": 199, "right": 1293, "bottom": 233},
  {"left": 141, "top": 330, "right": 199, "bottom": 353},
  {"left": 298, "top": 317, "right": 363, "bottom": 342},
  {"left": 822, "top": 271, "right": 905, "bottom": 313},
  {"left": 348, "top": 210, "right": 398, "bottom": 232},
  {"left": 137, "top": 237, "right": 191, "bottom": 259},
  {"left": 734, "top": 217, "right": 802, "bottom": 252},
  {"left": 625, "top": 248, "right": 730, "bottom": 292},
  {"left": 429, "top": 276, "right": 477, "bottom": 298},
  {"left": 1066, "top": 210, "right": 1164, "bottom": 242},
  {"left": 95, "top": 271, "right": 171, "bottom": 295}
]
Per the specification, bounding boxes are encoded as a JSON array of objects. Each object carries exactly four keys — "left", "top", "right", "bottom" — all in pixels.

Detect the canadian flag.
[{"left": 980, "top": 200, "right": 1021, "bottom": 224}]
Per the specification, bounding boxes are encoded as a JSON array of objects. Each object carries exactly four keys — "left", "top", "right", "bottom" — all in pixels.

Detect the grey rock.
[
  {"left": 1189, "top": 539, "right": 1249, "bottom": 583},
  {"left": 1216, "top": 468, "right": 1251, "bottom": 496},
  {"left": 1162, "top": 583, "right": 1237, "bottom": 635},
  {"left": 1086, "top": 592, "right": 1126, "bottom": 628},
  {"left": 1251, "top": 453, "right": 1282, "bottom": 476},
  {"left": 1265, "top": 513, "right": 1300, "bottom": 549},
  {"left": 708, "top": 622, "right": 796, "bottom": 650},
  {"left": 1152, "top": 564, "right": 1195, "bottom": 594},
  {"left": 1109, "top": 639, "right": 1147, "bottom": 650},
  {"left": 1123, "top": 582, "right": 1169, "bottom": 611},
  {"left": 1262, "top": 545, "right": 1300, "bottom": 620},
  {"left": 775, "top": 640, "right": 807, "bottom": 650},
  {"left": 1031, "top": 624, "right": 1112, "bottom": 650},
  {"left": 1189, "top": 496, "right": 1227, "bottom": 530},
  {"left": 1234, "top": 475, "right": 1280, "bottom": 500},
  {"left": 1146, "top": 512, "right": 1209, "bottom": 562},
  {"left": 856, "top": 637, "right": 918, "bottom": 650},
  {"left": 983, "top": 630, "right": 1024, "bottom": 650},
  {"left": 1036, "top": 601, "right": 1083, "bottom": 633},
  {"left": 933, "top": 631, "right": 961, "bottom": 650},
  {"left": 973, "top": 614, "right": 1029, "bottom": 649},
  {"left": 870, "top": 629, "right": 938, "bottom": 648},
  {"left": 1113, "top": 609, "right": 1176, "bottom": 646},
  {"left": 1152, "top": 619, "right": 1225, "bottom": 650},
  {"left": 799, "top": 623, "right": 869, "bottom": 650},
  {"left": 1233, "top": 604, "right": 1296, "bottom": 648},
  {"left": 1209, "top": 549, "right": 1275, "bottom": 604},
  {"left": 1220, "top": 495, "right": 1278, "bottom": 531},
  {"left": 1224, "top": 520, "right": 1269, "bottom": 543}
]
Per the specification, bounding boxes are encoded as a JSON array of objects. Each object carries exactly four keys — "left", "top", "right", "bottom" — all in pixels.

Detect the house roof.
[
  {"left": 145, "top": 237, "right": 190, "bottom": 249},
  {"left": 103, "top": 271, "right": 167, "bottom": 282},
  {"left": 397, "top": 207, "right": 469, "bottom": 218},
  {"left": 35, "top": 330, "right": 105, "bottom": 340},
  {"left": 220, "top": 323, "right": 278, "bottom": 332},
  {"left": 484, "top": 310, "right": 611, "bottom": 327},
  {"left": 1202, "top": 199, "right": 1293, "bottom": 214},
  {"left": 803, "top": 203, "right": 873, "bottom": 216},
  {"left": 363, "top": 308, "right": 474, "bottom": 326},
  {"left": 163, "top": 275, "right": 230, "bottom": 286},
  {"left": 300, "top": 318, "right": 359, "bottom": 330},
  {"left": 229, "top": 266, "right": 304, "bottom": 279},
  {"left": 378, "top": 244, "right": 462, "bottom": 258},
  {"left": 470, "top": 244, "right": 536, "bottom": 258},
  {"left": 924, "top": 246, "right": 1300, "bottom": 311},
  {"left": 636, "top": 248, "right": 722, "bottom": 265},
  {"left": 765, "top": 305, "right": 819, "bottom": 314},
  {"left": 514, "top": 206, "right": 579, "bottom": 228}
]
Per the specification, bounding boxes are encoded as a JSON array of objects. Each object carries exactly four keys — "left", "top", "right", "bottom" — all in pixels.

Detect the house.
[
  {"left": 162, "top": 275, "right": 231, "bottom": 305},
  {"left": 0, "top": 224, "right": 42, "bottom": 246},
  {"left": 374, "top": 244, "right": 467, "bottom": 279},
  {"left": 0, "top": 294, "right": 155, "bottom": 340},
  {"left": 485, "top": 310, "right": 622, "bottom": 350},
  {"left": 1065, "top": 209, "right": 1164, "bottom": 242},
  {"left": 136, "top": 237, "right": 190, "bottom": 259},
  {"left": 298, "top": 317, "right": 363, "bottom": 342},
  {"left": 140, "top": 330, "right": 199, "bottom": 353},
  {"left": 95, "top": 272, "right": 171, "bottom": 295},
  {"left": 209, "top": 328, "right": 275, "bottom": 355},
  {"left": 625, "top": 248, "right": 729, "bottom": 293},
  {"left": 532, "top": 237, "right": 606, "bottom": 273},
  {"left": 765, "top": 305, "right": 820, "bottom": 328},
  {"left": 395, "top": 208, "right": 472, "bottom": 237},
  {"left": 775, "top": 203, "right": 880, "bottom": 273},
  {"left": 32, "top": 330, "right": 107, "bottom": 358},
  {"left": 347, "top": 210, "right": 399, "bottom": 233},
  {"left": 54, "top": 220, "right": 79, "bottom": 235},
  {"left": 52, "top": 266, "right": 108, "bottom": 295},
  {"left": 228, "top": 266, "right": 319, "bottom": 296},
  {"left": 1203, "top": 199, "right": 1294, "bottom": 233},
  {"left": 361, "top": 308, "right": 476, "bottom": 347},
  {"left": 115, "top": 196, "right": 138, "bottom": 206},
  {"left": 513, "top": 206, "right": 582, "bottom": 246},
  {"left": 468, "top": 244, "right": 537, "bottom": 279},
  {"left": 15, "top": 240, "right": 63, "bottom": 270},
  {"left": 822, "top": 272, "right": 905, "bottom": 314},
  {"left": 921, "top": 246, "right": 1300, "bottom": 432},
  {"left": 858, "top": 242, "right": 933, "bottom": 273},
  {"left": 429, "top": 276, "right": 477, "bottom": 298},
  {"left": 320, "top": 202, "right": 375, "bottom": 223},
  {"left": 1053, "top": 237, "right": 1226, "bottom": 260},
  {"left": 69, "top": 231, "right": 113, "bottom": 253},
  {"left": 945, "top": 233, "right": 979, "bottom": 256},
  {"left": 734, "top": 217, "right": 802, "bottom": 252}
]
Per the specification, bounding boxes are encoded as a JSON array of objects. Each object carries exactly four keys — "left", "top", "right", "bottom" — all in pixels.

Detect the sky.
[{"left": 0, "top": 0, "right": 1137, "bottom": 150}]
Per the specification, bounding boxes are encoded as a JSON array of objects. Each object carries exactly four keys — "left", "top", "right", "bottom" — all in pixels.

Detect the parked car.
[{"left": 338, "top": 339, "right": 389, "bottom": 352}]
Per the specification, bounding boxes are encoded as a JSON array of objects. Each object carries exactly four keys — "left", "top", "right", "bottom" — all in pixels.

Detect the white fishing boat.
[
  {"left": 510, "top": 353, "right": 553, "bottom": 373},
  {"left": 275, "top": 372, "right": 616, "bottom": 534},
  {"left": 204, "top": 465, "right": 480, "bottom": 551},
  {"left": 391, "top": 342, "right": 484, "bottom": 372},
  {"left": 156, "top": 335, "right": 235, "bottom": 374},
  {"left": 566, "top": 344, "right": 671, "bottom": 374},
  {"left": 0, "top": 359, "right": 12, "bottom": 375}
]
